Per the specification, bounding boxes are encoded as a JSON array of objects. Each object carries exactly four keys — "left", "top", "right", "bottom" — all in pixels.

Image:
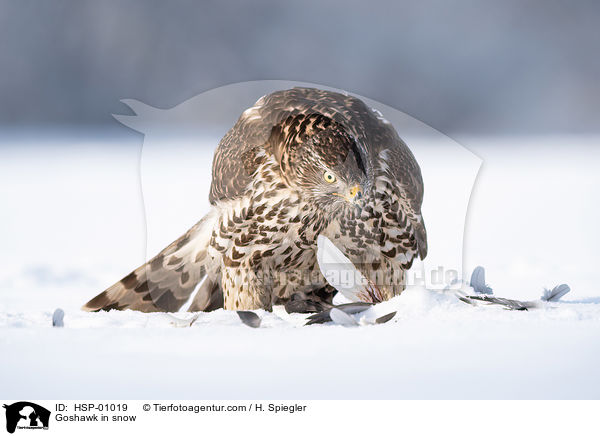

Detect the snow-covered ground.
[{"left": 1, "top": 134, "right": 599, "bottom": 399}]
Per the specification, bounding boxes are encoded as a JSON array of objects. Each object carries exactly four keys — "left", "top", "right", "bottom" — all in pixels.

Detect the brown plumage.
[{"left": 83, "top": 87, "right": 427, "bottom": 313}]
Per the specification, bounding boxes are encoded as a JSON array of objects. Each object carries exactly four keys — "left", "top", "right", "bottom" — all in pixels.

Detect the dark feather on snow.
[
  {"left": 375, "top": 311, "right": 397, "bottom": 324},
  {"left": 237, "top": 311, "right": 261, "bottom": 328},
  {"left": 459, "top": 295, "right": 535, "bottom": 311}
]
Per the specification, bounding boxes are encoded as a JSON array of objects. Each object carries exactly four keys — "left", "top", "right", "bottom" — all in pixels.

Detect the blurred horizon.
[{"left": 1, "top": 0, "right": 599, "bottom": 136}]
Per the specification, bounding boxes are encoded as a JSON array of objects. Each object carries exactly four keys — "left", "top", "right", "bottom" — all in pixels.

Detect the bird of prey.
[{"left": 83, "top": 87, "right": 427, "bottom": 314}]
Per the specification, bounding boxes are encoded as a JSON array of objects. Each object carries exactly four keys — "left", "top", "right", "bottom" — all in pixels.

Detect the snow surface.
[{"left": 1, "top": 135, "right": 599, "bottom": 399}]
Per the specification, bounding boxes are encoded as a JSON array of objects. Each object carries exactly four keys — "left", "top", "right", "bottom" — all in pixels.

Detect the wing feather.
[{"left": 82, "top": 214, "right": 217, "bottom": 313}]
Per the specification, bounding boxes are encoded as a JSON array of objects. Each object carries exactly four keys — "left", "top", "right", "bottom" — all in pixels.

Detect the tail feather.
[{"left": 83, "top": 213, "right": 216, "bottom": 313}]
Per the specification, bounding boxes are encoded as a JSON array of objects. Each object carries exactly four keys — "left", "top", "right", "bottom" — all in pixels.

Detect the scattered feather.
[
  {"left": 305, "top": 302, "right": 372, "bottom": 325},
  {"left": 52, "top": 308, "right": 64, "bottom": 327},
  {"left": 237, "top": 311, "right": 261, "bottom": 328},
  {"left": 459, "top": 295, "right": 536, "bottom": 311},
  {"left": 542, "top": 284, "right": 571, "bottom": 302},
  {"left": 165, "top": 313, "right": 200, "bottom": 328},
  {"left": 469, "top": 266, "right": 493, "bottom": 294},
  {"left": 375, "top": 312, "right": 397, "bottom": 324},
  {"left": 329, "top": 308, "right": 359, "bottom": 326}
]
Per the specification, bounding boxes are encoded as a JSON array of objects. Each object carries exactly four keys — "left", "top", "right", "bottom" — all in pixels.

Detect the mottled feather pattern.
[
  {"left": 83, "top": 87, "right": 427, "bottom": 313},
  {"left": 83, "top": 212, "right": 219, "bottom": 312}
]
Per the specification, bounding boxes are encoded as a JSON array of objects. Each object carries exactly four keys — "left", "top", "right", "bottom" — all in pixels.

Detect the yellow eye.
[{"left": 323, "top": 171, "right": 336, "bottom": 183}]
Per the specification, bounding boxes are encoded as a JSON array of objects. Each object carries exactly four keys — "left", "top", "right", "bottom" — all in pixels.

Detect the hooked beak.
[{"left": 333, "top": 185, "right": 363, "bottom": 204}]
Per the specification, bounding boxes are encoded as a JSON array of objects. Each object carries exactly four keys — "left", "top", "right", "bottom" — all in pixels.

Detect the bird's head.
[{"left": 278, "top": 114, "right": 369, "bottom": 212}]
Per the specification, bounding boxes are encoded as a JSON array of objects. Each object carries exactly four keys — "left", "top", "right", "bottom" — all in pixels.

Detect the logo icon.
[{"left": 3, "top": 402, "right": 50, "bottom": 434}]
